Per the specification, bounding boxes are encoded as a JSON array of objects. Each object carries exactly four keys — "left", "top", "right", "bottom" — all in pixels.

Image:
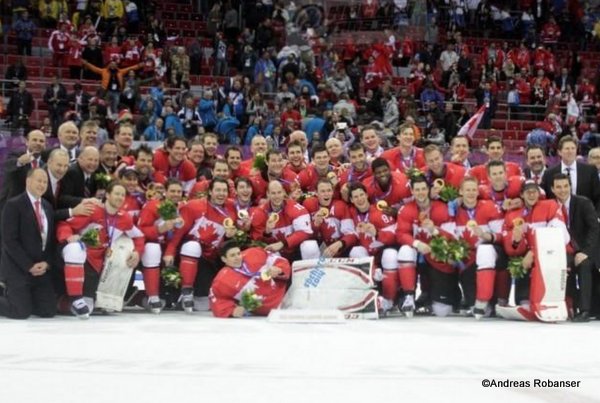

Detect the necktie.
[
  {"left": 31, "top": 159, "right": 38, "bottom": 169},
  {"left": 561, "top": 203, "right": 569, "bottom": 228},
  {"left": 54, "top": 181, "right": 61, "bottom": 204},
  {"left": 34, "top": 200, "right": 43, "bottom": 233},
  {"left": 84, "top": 176, "right": 91, "bottom": 197},
  {"left": 533, "top": 174, "right": 540, "bottom": 184}
]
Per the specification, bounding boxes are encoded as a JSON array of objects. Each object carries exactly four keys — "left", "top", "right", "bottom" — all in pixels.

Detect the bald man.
[
  {"left": 239, "top": 135, "right": 269, "bottom": 176},
  {"left": 59, "top": 146, "right": 101, "bottom": 208}
]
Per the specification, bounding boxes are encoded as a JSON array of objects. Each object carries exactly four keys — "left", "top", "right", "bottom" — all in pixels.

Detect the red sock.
[
  {"left": 494, "top": 270, "right": 511, "bottom": 301},
  {"left": 143, "top": 267, "right": 160, "bottom": 297},
  {"left": 180, "top": 256, "right": 198, "bottom": 288},
  {"left": 397, "top": 265, "right": 416, "bottom": 294},
  {"left": 64, "top": 264, "right": 84, "bottom": 297},
  {"left": 381, "top": 270, "right": 399, "bottom": 301},
  {"left": 476, "top": 269, "right": 495, "bottom": 302}
]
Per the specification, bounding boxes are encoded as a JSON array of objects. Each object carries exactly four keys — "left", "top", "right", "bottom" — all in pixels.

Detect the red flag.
[{"left": 457, "top": 104, "right": 487, "bottom": 139}]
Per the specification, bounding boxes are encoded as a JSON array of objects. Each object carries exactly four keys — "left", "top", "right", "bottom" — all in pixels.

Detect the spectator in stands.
[
  {"left": 587, "top": 148, "right": 600, "bottom": 180},
  {"left": 4, "top": 57, "right": 27, "bottom": 93},
  {"left": 39, "top": 0, "right": 67, "bottom": 28},
  {"left": 81, "top": 37, "right": 104, "bottom": 80},
  {"left": 474, "top": 81, "right": 496, "bottom": 129},
  {"left": 439, "top": 42, "right": 459, "bottom": 87},
  {"left": 48, "top": 22, "right": 71, "bottom": 67},
  {"left": 223, "top": 2, "right": 240, "bottom": 44},
  {"left": 6, "top": 80, "right": 34, "bottom": 132},
  {"left": 43, "top": 76, "right": 68, "bottom": 136},
  {"left": 124, "top": 0, "right": 140, "bottom": 32},
  {"left": 81, "top": 59, "right": 143, "bottom": 114},
  {"left": 102, "top": 0, "right": 125, "bottom": 39},
  {"left": 254, "top": 50, "right": 276, "bottom": 94},
  {"left": 142, "top": 117, "right": 165, "bottom": 142},
  {"left": 13, "top": 10, "right": 36, "bottom": 56},
  {"left": 178, "top": 97, "right": 202, "bottom": 139},
  {"left": 163, "top": 105, "right": 184, "bottom": 137},
  {"left": 171, "top": 47, "right": 190, "bottom": 87},
  {"left": 581, "top": 124, "right": 600, "bottom": 155}
]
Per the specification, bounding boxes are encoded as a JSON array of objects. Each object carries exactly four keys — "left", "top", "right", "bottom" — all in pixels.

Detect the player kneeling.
[{"left": 209, "top": 241, "right": 291, "bottom": 318}]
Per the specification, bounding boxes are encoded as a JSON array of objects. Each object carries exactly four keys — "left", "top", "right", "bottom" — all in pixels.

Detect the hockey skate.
[
  {"left": 180, "top": 288, "right": 194, "bottom": 313},
  {"left": 473, "top": 300, "right": 491, "bottom": 320},
  {"left": 401, "top": 295, "right": 416, "bottom": 318},
  {"left": 71, "top": 298, "right": 90, "bottom": 320},
  {"left": 147, "top": 296, "right": 164, "bottom": 314}
]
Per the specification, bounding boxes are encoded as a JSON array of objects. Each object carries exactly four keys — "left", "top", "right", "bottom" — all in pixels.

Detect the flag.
[{"left": 457, "top": 104, "right": 487, "bottom": 139}]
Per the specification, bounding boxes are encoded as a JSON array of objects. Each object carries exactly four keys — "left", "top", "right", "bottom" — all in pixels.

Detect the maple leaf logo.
[{"left": 197, "top": 217, "right": 225, "bottom": 249}]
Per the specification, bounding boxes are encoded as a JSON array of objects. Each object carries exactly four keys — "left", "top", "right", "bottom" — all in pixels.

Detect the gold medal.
[
  {"left": 466, "top": 220, "right": 478, "bottom": 229},
  {"left": 433, "top": 178, "right": 445, "bottom": 189},
  {"left": 105, "top": 248, "right": 113, "bottom": 258},
  {"left": 376, "top": 200, "right": 388, "bottom": 211},
  {"left": 327, "top": 172, "right": 337, "bottom": 181},
  {"left": 237, "top": 209, "right": 249, "bottom": 220},
  {"left": 223, "top": 218, "right": 235, "bottom": 229},
  {"left": 418, "top": 212, "right": 428, "bottom": 222},
  {"left": 512, "top": 217, "right": 524, "bottom": 227},
  {"left": 318, "top": 207, "right": 329, "bottom": 217},
  {"left": 260, "top": 270, "right": 272, "bottom": 281},
  {"left": 268, "top": 212, "right": 280, "bottom": 224}
]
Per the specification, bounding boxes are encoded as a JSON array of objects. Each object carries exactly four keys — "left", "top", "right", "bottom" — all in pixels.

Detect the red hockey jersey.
[
  {"left": 303, "top": 197, "right": 355, "bottom": 247},
  {"left": 381, "top": 146, "right": 426, "bottom": 174},
  {"left": 363, "top": 171, "right": 412, "bottom": 208}
]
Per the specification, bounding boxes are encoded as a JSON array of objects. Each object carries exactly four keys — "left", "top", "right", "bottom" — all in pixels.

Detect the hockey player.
[
  {"left": 296, "top": 144, "right": 338, "bottom": 193},
  {"left": 152, "top": 136, "right": 196, "bottom": 193},
  {"left": 360, "top": 125, "right": 384, "bottom": 161},
  {"left": 395, "top": 176, "right": 456, "bottom": 317},
  {"left": 239, "top": 135, "right": 268, "bottom": 176},
  {"left": 424, "top": 144, "right": 466, "bottom": 199},
  {"left": 209, "top": 242, "right": 291, "bottom": 318},
  {"left": 57, "top": 181, "right": 145, "bottom": 318},
  {"left": 502, "top": 179, "right": 569, "bottom": 314},
  {"left": 284, "top": 141, "right": 307, "bottom": 175},
  {"left": 119, "top": 167, "right": 145, "bottom": 222},
  {"left": 338, "top": 142, "right": 373, "bottom": 201},
  {"left": 381, "top": 123, "right": 426, "bottom": 174},
  {"left": 189, "top": 158, "right": 235, "bottom": 199},
  {"left": 469, "top": 136, "right": 522, "bottom": 186},
  {"left": 251, "top": 180, "right": 314, "bottom": 260},
  {"left": 250, "top": 149, "right": 298, "bottom": 201},
  {"left": 345, "top": 182, "right": 397, "bottom": 311},
  {"left": 362, "top": 158, "right": 411, "bottom": 215},
  {"left": 454, "top": 177, "right": 505, "bottom": 319},
  {"left": 478, "top": 160, "right": 524, "bottom": 211},
  {"left": 164, "top": 178, "right": 237, "bottom": 313},
  {"left": 303, "top": 179, "right": 355, "bottom": 258},
  {"left": 138, "top": 179, "right": 184, "bottom": 313}
]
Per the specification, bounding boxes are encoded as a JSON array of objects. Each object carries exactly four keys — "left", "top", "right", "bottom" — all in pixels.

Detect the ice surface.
[{"left": 1, "top": 312, "right": 599, "bottom": 403}]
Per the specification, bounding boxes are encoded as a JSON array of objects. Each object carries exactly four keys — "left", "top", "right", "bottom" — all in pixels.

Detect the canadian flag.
[{"left": 457, "top": 104, "right": 487, "bottom": 139}]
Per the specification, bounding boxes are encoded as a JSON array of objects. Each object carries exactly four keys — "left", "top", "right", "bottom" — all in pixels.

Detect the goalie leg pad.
[
  {"left": 141, "top": 242, "right": 162, "bottom": 268},
  {"left": 349, "top": 246, "right": 369, "bottom": 258},
  {"left": 397, "top": 245, "right": 417, "bottom": 263},
  {"left": 300, "top": 240, "right": 320, "bottom": 260},
  {"left": 63, "top": 242, "right": 87, "bottom": 264}
]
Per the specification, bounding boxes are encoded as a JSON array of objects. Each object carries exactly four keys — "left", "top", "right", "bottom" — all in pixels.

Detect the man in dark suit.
[
  {"left": 42, "top": 121, "right": 80, "bottom": 164},
  {"left": 542, "top": 136, "right": 600, "bottom": 213},
  {"left": 59, "top": 146, "right": 100, "bottom": 209},
  {"left": 523, "top": 144, "right": 547, "bottom": 184},
  {"left": 551, "top": 173, "right": 599, "bottom": 322},
  {"left": 0, "top": 129, "right": 46, "bottom": 215},
  {"left": 0, "top": 168, "right": 57, "bottom": 319},
  {"left": 554, "top": 67, "right": 575, "bottom": 93}
]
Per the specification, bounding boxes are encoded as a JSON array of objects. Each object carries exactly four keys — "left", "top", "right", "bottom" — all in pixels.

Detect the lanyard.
[
  {"left": 210, "top": 202, "right": 230, "bottom": 219},
  {"left": 232, "top": 261, "right": 258, "bottom": 278},
  {"left": 400, "top": 147, "right": 415, "bottom": 170},
  {"left": 168, "top": 162, "right": 182, "bottom": 179},
  {"left": 104, "top": 209, "right": 117, "bottom": 247}
]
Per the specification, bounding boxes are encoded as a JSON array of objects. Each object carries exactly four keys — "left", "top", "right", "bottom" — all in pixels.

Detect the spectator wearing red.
[
  {"left": 508, "top": 41, "right": 531, "bottom": 73},
  {"left": 541, "top": 16, "right": 561, "bottom": 45},
  {"left": 48, "top": 22, "right": 71, "bottom": 67},
  {"left": 103, "top": 36, "right": 123, "bottom": 66},
  {"left": 67, "top": 32, "right": 86, "bottom": 79},
  {"left": 121, "top": 36, "right": 143, "bottom": 68}
]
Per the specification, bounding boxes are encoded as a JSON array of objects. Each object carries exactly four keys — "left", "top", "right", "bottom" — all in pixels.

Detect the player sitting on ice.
[
  {"left": 57, "top": 181, "right": 145, "bottom": 319},
  {"left": 209, "top": 241, "right": 291, "bottom": 318}
]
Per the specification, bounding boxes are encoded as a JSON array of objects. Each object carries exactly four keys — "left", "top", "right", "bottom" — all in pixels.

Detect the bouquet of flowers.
[
  {"left": 252, "top": 153, "right": 266, "bottom": 170},
  {"left": 161, "top": 266, "right": 182, "bottom": 289},
  {"left": 405, "top": 167, "right": 424, "bottom": 182},
  {"left": 157, "top": 199, "right": 178, "bottom": 220},
  {"left": 80, "top": 228, "right": 100, "bottom": 247},
  {"left": 429, "top": 236, "right": 450, "bottom": 263},
  {"left": 94, "top": 172, "right": 113, "bottom": 189},
  {"left": 508, "top": 257, "right": 527, "bottom": 279},
  {"left": 240, "top": 289, "right": 263, "bottom": 312},
  {"left": 438, "top": 185, "right": 460, "bottom": 203},
  {"left": 447, "top": 238, "right": 471, "bottom": 263}
]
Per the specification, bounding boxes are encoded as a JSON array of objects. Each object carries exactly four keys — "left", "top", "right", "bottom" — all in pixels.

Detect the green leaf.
[
  {"left": 80, "top": 228, "right": 100, "bottom": 247},
  {"left": 429, "top": 236, "right": 450, "bottom": 263},
  {"left": 252, "top": 153, "right": 266, "bottom": 170},
  {"left": 161, "top": 266, "right": 182, "bottom": 288},
  {"left": 438, "top": 185, "right": 460, "bottom": 203},
  {"left": 508, "top": 257, "right": 527, "bottom": 279},
  {"left": 157, "top": 199, "right": 178, "bottom": 220},
  {"left": 240, "top": 289, "right": 263, "bottom": 312}
]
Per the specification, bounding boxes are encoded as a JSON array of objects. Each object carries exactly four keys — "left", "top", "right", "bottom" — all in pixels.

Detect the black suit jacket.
[
  {"left": 58, "top": 163, "right": 97, "bottom": 209},
  {"left": 567, "top": 195, "right": 600, "bottom": 266},
  {"left": 41, "top": 169, "right": 71, "bottom": 222},
  {"left": 541, "top": 162, "right": 600, "bottom": 213},
  {"left": 41, "top": 145, "right": 80, "bottom": 164},
  {"left": 0, "top": 150, "right": 31, "bottom": 213},
  {"left": 0, "top": 193, "right": 56, "bottom": 285}
]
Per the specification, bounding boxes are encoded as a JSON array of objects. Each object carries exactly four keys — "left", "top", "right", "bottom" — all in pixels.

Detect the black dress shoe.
[{"left": 573, "top": 311, "right": 590, "bottom": 323}]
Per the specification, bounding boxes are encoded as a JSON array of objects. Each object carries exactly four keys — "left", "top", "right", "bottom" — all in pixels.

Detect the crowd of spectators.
[{"left": 2, "top": 1, "right": 600, "bottom": 154}]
